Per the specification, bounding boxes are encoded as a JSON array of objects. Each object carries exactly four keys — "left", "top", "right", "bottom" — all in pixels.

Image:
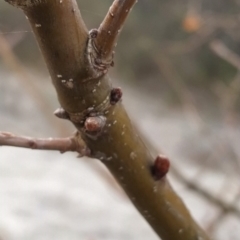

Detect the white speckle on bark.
[
  {"left": 179, "top": 229, "right": 183, "bottom": 234},
  {"left": 35, "top": 24, "right": 41, "bottom": 28},
  {"left": 109, "top": 6, "right": 114, "bottom": 15},
  {"left": 92, "top": 89, "right": 96, "bottom": 93},
  {"left": 61, "top": 79, "right": 74, "bottom": 89},
  {"left": 113, "top": 120, "right": 117, "bottom": 125},
  {"left": 106, "top": 156, "right": 113, "bottom": 161},
  {"left": 87, "top": 107, "right": 94, "bottom": 112},
  {"left": 130, "top": 152, "right": 137, "bottom": 160},
  {"left": 121, "top": 131, "right": 125, "bottom": 136},
  {"left": 57, "top": 74, "right": 62, "bottom": 78}
]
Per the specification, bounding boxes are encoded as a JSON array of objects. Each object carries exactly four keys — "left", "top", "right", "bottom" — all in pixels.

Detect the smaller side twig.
[
  {"left": 96, "top": 0, "right": 137, "bottom": 58},
  {"left": 87, "top": 0, "right": 137, "bottom": 77},
  {"left": 0, "top": 131, "right": 88, "bottom": 157}
]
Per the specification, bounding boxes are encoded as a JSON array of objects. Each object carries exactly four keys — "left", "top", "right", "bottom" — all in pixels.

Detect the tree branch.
[
  {"left": 3, "top": 0, "right": 210, "bottom": 239},
  {"left": 86, "top": 0, "right": 137, "bottom": 78},
  {"left": 95, "top": 0, "right": 137, "bottom": 60},
  {"left": 0, "top": 131, "right": 88, "bottom": 156}
]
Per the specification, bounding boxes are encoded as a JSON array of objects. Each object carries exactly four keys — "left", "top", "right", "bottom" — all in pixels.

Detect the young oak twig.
[
  {"left": 0, "top": 131, "right": 88, "bottom": 156},
  {"left": 87, "top": 0, "right": 137, "bottom": 76}
]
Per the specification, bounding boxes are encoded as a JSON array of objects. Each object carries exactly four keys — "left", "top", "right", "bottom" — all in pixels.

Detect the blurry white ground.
[{"left": 0, "top": 71, "right": 240, "bottom": 240}]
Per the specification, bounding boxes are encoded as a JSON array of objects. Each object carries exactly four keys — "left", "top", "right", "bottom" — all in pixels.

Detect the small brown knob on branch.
[
  {"left": 84, "top": 116, "right": 106, "bottom": 133},
  {"left": 54, "top": 108, "right": 70, "bottom": 120},
  {"left": 89, "top": 28, "right": 98, "bottom": 39},
  {"left": 151, "top": 155, "right": 170, "bottom": 180},
  {"left": 110, "top": 87, "right": 122, "bottom": 105}
]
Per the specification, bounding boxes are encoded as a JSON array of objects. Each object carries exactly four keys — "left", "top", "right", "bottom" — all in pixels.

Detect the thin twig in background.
[
  {"left": 0, "top": 35, "right": 69, "bottom": 136},
  {"left": 153, "top": 50, "right": 240, "bottom": 223},
  {"left": 210, "top": 43, "right": 240, "bottom": 172},
  {"left": 167, "top": 26, "right": 216, "bottom": 55},
  {"left": 155, "top": 54, "right": 204, "bottom": 130},
  {"left": 206, "top": 189, "right": 240, "bottom": 234},
  {"left": 170, "top": 166, "right": 240, "bottom": 218},
  {"left": 210, "top": 39, "right": 240, "bottom": 70},
  {"left": 141, "top": 131, "right": 240, "bottom": 219}
]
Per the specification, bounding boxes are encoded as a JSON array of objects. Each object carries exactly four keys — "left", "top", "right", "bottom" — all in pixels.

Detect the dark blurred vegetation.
[{"left": 1, "top": 0, "right": 240, "bottom": 106}]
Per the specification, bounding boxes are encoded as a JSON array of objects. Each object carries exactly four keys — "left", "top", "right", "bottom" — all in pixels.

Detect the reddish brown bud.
[
  {"left": 151, "top": 155, "right": 170, "bottom": 180},
  {"left": 110, "top": 87, "right": 122, "bottom": 105},
  {"left": 84, "top": 116, "right": 106, "bottom": 133}
]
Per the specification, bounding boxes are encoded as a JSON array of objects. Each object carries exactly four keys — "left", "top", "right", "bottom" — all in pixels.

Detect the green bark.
[{"left": 4, "top": 0, "right": 210, "bottom": 239}]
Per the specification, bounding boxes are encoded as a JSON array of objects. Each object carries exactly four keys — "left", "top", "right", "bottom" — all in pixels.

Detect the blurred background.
[{"left": 0, "top": 0, "right": 240, "bottom": 239}]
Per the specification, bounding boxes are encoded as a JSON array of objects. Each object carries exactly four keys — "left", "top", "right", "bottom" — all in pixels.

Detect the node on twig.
[{"left": 84, "top": 116, "right": 106, "bottom": 135}]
